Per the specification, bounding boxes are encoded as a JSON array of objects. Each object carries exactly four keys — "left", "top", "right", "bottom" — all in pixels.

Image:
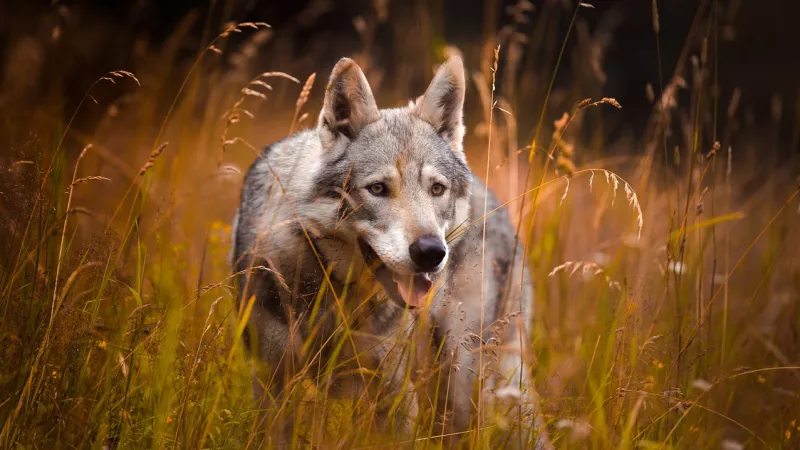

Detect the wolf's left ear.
[
  {"left": 414, "top": 57, "right": 466, "bottom": 152},
  {"left": 318, "top": 58, "right": 380, "bottom": 149}
]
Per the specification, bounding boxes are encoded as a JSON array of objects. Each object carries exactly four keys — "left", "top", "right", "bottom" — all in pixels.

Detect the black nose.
[{"left": 409, "top": 235, "right": 447, "bottom": 271}]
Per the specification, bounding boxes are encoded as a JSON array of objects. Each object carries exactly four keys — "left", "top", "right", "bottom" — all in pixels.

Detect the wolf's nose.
[{"left": 409, "top": 235, "right": 447, "bottom": 271}]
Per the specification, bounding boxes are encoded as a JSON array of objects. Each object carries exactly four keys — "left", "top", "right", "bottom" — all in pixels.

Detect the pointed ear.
[
  {"left": 414, "top": 57, "right": 466, "bottom": 152},
  {"left": 318, "top": 58, "right": 380, "bottom": 148}
]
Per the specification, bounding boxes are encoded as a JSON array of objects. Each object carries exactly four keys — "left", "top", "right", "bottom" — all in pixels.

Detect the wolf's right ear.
[
  {"left": 318, "top": 58, "right": 380, "bottom": 149},
  {"left": 414, "top": 57, "right": 466, "bottom": 153}
]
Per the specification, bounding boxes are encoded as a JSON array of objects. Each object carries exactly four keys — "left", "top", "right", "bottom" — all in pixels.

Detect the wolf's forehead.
[
  {"left": 339, "top": 109, "right": 471, "bottom": 188},
  {"left": 356, "top": 110, "right": 451, "bottom": 159}
]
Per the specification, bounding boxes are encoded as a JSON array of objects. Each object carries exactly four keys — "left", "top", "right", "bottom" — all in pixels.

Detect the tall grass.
[{"left": 1, "top": 1, "right": 799, "bottom": 448}]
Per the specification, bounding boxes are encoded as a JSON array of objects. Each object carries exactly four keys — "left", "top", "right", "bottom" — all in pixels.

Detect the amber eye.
[
  {"left": 367, "top": 182, "right": 388, "bottom": 196},
  {"left": 431, "top": 183, "right": 446, "bottom": 197}
]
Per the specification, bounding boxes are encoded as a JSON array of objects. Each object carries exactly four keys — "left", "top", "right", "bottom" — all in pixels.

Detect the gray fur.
[{"left": 231, "top": 57, "right": 549, "bottom": 448}]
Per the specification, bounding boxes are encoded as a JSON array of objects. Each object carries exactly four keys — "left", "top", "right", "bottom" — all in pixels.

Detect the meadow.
[{"left": 1, "top": 1, "right": 799, "bottom": 448}]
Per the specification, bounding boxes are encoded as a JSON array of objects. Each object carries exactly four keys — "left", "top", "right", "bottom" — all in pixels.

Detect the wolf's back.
[{"left": 230, "top": 130, "right": 324, "bottom": 312}]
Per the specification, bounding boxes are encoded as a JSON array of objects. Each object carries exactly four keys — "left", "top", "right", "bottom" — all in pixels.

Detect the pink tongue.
[{"left": 394, "top": 274, "right": 433, "bottom": 308}]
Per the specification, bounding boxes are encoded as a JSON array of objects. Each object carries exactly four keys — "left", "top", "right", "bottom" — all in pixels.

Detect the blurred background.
[{"left": 2, "top": 0, "right": 799, "bottom": 156}]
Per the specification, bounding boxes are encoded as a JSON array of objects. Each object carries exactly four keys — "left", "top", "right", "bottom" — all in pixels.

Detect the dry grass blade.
[
  {"left": 110, "top": 70, "right": 140, "bottom": 86},
  {"left": 0, "top": 144, "right": 95, "bottom": 443},
  {"left": 476, "top": 44, "right": 501, "bottom": 446},
  {"left": 241, "top": 87, "right": 268, "bottom": 100},
  {"left": 138, "top": 142, "right": 169, "bottom": 176},
  {"left": 9, "top": 160, "right": 34, "bottom": 169},
  {"left": 67, "top": 206, "right": 92, "bottom": 216},
  {"left": 71, "top": 176, "right": 111, "bottom": 186},
  {"left": 256, "top": 71, "right": 301, "bottom": 84},
  {"left": 3, "top": 5, "right": 797, "bottom": 449},
  {"left": 549, "top": 261, "right": 622, "bottom": 291},
  {"left": 56, "top": 261, "right": 103, "bottom": 308},
  {"left": 577, "top": 97, "right": 622, "bottom": 112},
  {"left": 290, "top": 73, "right": 316, "bottom": 133},
  {"left": 558, "top": 168, "right": 643, "bottom": 239},
  {"left": 559, "top": 177, "right": 570, "bottom": 206},
  {"left": 249, "top": 80, "right": 273, "bottom": 90},
  {"left": 239, "top": 22, "right": 271, "bottom": 29},
  {"left": 652, "top": 0, "right": 660, "bottom": 34}
]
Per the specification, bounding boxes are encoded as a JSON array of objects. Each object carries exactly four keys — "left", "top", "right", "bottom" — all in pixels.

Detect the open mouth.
[{"left": 357, "top": 238, "right": 435, "bottom": 309}]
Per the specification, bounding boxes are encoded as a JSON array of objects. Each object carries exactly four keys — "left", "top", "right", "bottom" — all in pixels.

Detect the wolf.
[{"left": 230, "top": 56, "right": 549, "bottom": 448}]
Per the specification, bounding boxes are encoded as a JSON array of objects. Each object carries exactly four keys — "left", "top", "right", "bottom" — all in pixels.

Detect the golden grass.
[{"left": 1, "top": 2, "right": 799, "bottom": 449}]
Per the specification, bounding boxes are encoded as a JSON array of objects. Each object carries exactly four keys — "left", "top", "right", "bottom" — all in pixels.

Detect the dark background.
[{"left": 1, "top": 0, "right": 799, "bottom": 156}]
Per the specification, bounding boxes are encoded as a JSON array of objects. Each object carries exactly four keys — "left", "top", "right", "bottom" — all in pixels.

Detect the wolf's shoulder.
[
  {"left": 245, "top": 130, "right": 317, "bottom": 169},
  {"left": 238, "top": 130, "right": 315, "bottom": 206},
  {"left": 457, "top": 178, "right": 519, "bottom": 254},
  {"left": 242, "top": 130, "right": 319, "bottom": 185},
  {"left": 468, "top": 178, "right": 511, "bottom": 229}
]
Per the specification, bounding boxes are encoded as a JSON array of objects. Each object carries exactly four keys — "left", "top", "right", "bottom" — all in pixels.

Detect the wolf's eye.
[
  {"left": 430, "top": 183, "right": 446, "bottom": 197},
  {"left": 367, "top": 182, "right": 389, "bottom": 197}
]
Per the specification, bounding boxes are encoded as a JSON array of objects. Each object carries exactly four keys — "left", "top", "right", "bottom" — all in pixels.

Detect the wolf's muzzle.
[{"left": 409, "top": 235, "right": 447, "bottom": 272}]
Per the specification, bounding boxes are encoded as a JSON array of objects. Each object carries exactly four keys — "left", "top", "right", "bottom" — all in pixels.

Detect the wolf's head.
[{"left": 303, "top": 57, "right": 472, "bottom": 309}]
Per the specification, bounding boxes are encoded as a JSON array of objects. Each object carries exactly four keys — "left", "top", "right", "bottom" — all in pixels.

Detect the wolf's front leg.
[
  {"left": 432, "top": 332, "right": 550, "bottom": 449},
  {"left": 247, "top": 306, "right": 301, "bottom": 449},
  {"left": 374, "top": 382, "right": 420, "bottom": 438},
  {"left": 355, "top": 321, "right": 423, "bottom": 440},
  {"left": 435, "top": 338, "right": 480, "bottom": 447},
  {"left": 489, "top": 348, "right": 551, "bottom": 450}
]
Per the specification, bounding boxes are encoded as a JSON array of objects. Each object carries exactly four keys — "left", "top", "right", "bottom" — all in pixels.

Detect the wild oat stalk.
[
  {"left": 512, "top": 2, "right": 584, "bottom": 289},
  {"left": 1, "top": 71, "right": 138, "bottom": 302},
  {"left": 476, "top": 45, "right": 500, "bottom": 446},
  {"left": 447, "top": 168, "right": 643, "bottom": 244},
  {"left": 290, "top": 73, "right": 317, "bottom": 134},
  {"left": 597, "top": 169, "right": 644, "bottom": 239},
  {"left": 54, "top": 144, "right": 91, "bottom": 318},
  {"left": 146, "top": 22, "right": 272, "bottom": 178},
  {"left": 138, "top": 142, "right": 169, "bottom": 176},
  {"left": 0, "top": 143, "right": 103, "bottom": 444}
]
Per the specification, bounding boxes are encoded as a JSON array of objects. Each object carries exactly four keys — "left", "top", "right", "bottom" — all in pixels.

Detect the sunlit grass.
[{"left": 1, "top": 2, "right": 799, "bottom": 449}]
